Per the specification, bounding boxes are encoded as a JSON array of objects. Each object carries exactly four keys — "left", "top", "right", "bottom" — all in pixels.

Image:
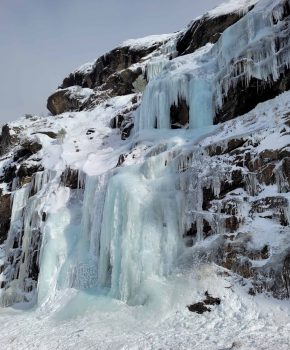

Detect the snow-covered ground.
[{"left": 0, "top": 264, "right": 290, "bottom": 350}]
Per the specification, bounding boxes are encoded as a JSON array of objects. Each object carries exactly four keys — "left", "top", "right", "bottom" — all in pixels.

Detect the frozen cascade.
[
  {"left": 5, "top": 0, "right": 290, "bottom": 310},
  {"left": 0, "top": 170, "right": 54, "bottom": 307},
  {"left": 136, "top": 0, "right": 290, "bottom": 132},
  {"left": 135, "top": 44, "right": 215, "bottom": 132},
  {"left": 37, "top": 148, "right": 188, "bottom": 305},
  {"left": 215, "top": 0, "right": 290, "bottom": 108},
  {"left": 37, "top": 172, "right": 110, "bottom": 305},
  {"left": 145, "top": 35, "right": 178, "bottom": 82},
  {"left": 97, "top": 157, "right": 184, "bottom": 303}
]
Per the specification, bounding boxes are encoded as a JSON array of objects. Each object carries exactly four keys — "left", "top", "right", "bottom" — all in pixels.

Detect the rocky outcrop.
[
  {"left": 215, "top": 69, "right": 290, "bottom": 124},
  {"left": 177, "top": 12, "right": 243, "bottom": 56},
  {"left": 60, "top": 44, "right": 162, "bottom": 90},
  {"left": 47, "top": 89, "right": 81, "bottom": 115},
  {"left": 47, "top": 42, "right": 164, "bottom": 115},
  {"left": 61, "top": 167, "right": 82, "bottom": 189},
  {"left": 109, "top": 94, "right": 141, "bottom": 139},
  {"left": 184, "top": 118, "right": 290, "bottom": 298},
  {"left": 187, "top": 292, "right": 221, "bottom": 314},
  {"left": 0, "top": 125, "right": 18, "bottom": 156},
  {"left": 0, "top": 191, "right": 11, "bottom": 244}
]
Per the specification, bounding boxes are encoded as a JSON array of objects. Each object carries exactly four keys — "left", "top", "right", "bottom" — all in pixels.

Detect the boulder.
[{"left": 47, "top": 89, "right": 80, "bottom": 115}]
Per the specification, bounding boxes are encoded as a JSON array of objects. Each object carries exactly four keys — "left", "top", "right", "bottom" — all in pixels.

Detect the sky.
[{"left": 0, "top": 0, "right": 223, "bottom": 123}]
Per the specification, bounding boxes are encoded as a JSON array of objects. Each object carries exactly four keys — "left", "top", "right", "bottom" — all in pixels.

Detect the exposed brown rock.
[
  {"left": 61, "top": 168, "right": 80, "bottom": 189},
  {"left": 21, "top": 139, "right": 42, "bottom": 155},
  {"left": 0, "top": 191, "right": 11, "bottom": 244},
  {"left": 170, "top": 99, "right": 189, "bottom": 128},
  {"left": 177, "top": 12, "right": 244, "bottom": 56},
  {"left": 0, "top": 124, "right": 19, "bottom": 156},
  {"left": 47, "top": 89, "right": 80, "bottom": 115},
  {"left": 215, "top": 68, "right": 290, "bottom": 124}
]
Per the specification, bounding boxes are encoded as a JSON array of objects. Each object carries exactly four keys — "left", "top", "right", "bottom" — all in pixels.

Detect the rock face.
[
  {"left": 0, "top": 124, "right": 18, "bottom": 156},
  {"left": 46, "top": 7, "right": 253, "bottom": 117},
  {"left": 215, "top": 68, "right": 290, "bottom": 124},
  {"left": 0, "top": 191, "right": 11, "bottom": 244},
  {"left": 183, "top": 109, "right": 290, "bottom": 299},
  {"left": 47, "top": 89, "right": 80, "bottom": 115},
  {"left": 47, "top": 43, "right": 164, "bottom": 115},
  {"left": 60, "top": 45, "right": 161, "bottom": 90},
  {"left": 176, "top": 12, "right": 243, "bottom": 56}
]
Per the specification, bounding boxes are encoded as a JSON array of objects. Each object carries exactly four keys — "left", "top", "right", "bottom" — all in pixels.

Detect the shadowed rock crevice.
[{"left": 170, "top": 99, "right": 189, "bottom": 129}]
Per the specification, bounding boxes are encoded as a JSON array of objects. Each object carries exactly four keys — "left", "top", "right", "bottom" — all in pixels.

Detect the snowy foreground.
[{"left": 1, "top": 264, "right": 290, "bottom": 350}]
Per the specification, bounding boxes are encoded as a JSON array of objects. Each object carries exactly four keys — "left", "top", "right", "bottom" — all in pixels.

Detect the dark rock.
[
  {"left": 215, "top": 67, "right": 290, "bottom": 124},
  {"left": 32, "top": 131, "right": 58, "bottom": 139},
  {"left": 206, "top": 138, "right": 247, "bottom": 157},
  {"left": 13, "top": 147, "right": 33, "bottom": 162},
  {"left": 0, "top": 192, "right": 11, "bottom": 244},
  {"left": 21, "top": 139, "right": 42, "bottom": 155},
  {"left": 224, "top": 215, "right": 240, "bottom": 233},
  {"left": 183, "top": 223, "right": 197, "bottom": 247},
  {"left": 47, "top": 89, "right": 80, "bottom": 115},
  {"left": 220, "top": 169, "right": 245, "bottom": 197},
  {"left": 0, "top": 124, "right": 18, "bottom": 156},
  {"left": 170, "top": 99, "right": 189, "bottom": 129},
  {"left": 17, "top": 163, "right": 43, "bottom": 179},
  {"left": 1, "top": 164, "right": 17, "bottom": 185},
  {"left": 247, "top": 245, "right": 269, "bottom": 261},
  {"left": 86, "top": 129, "right": 95, "bottom": 135},
  {"left": 203, "top": 219, "right": 213, "bottom": 238},
  {"left": 17, "top": 163, "right": 44, "bottom": 188},
  {"left": 110, "top": 115, "right": 125, "bottom": 129},
  {"left": 101, "top": 67, "right": 142, "bottom": 97},
  {"left": 60, "top": 45, "right": 161, "bottom": 91},
  {"left": 61, "top": 168, "right": 80, "bottom": 189},
  {"left": 280, "top": 157, "right": 290, "bottom": 189},
  {"left": 177, "top": 12, "right": 244, "bottom": 56},
  {"left": 121, "top": 123, "right": 134, "bottom": 140},
  {"left": 251, "top": 196, "right": 288, "bottom": 213},
  {"left": 48, "top": 41, "right": 162, "bottom": 115},
  {"left": 283, "top": 253, "right": 290, "bottom": 298},
  {"left": 203, "top": 291, "right": 221, "bottom": 305},
  {"left": 116, "top": 154, "right": 127, "bottom": 167},
  {"left": 187, "top": 302, "right": 211, "bottom": 314},
  {"left": 42, "top": 212, "right": 47, "bottom": 222}
]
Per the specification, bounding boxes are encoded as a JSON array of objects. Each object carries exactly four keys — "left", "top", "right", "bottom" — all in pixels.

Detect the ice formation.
[
  {"left": 1, "top": 0, "right": 290, "bottom": 322},
  {"left": 136, "top": 0, "right": 290, "bottom": 131}
]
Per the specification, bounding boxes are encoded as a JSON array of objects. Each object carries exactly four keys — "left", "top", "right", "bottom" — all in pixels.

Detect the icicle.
[{"left": 0, "top": 170, "right": 53, "bottom": 307}]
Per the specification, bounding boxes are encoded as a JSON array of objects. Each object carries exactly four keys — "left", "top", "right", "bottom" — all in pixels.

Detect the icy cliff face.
[{"left": 0, "top": 0, "right": 290, "bottom": 311}]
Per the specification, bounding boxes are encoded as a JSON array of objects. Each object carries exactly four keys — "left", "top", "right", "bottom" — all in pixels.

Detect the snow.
[
  {"left": 207, "top": 0, "right": 258, "bottom": 17},
  {"left": 121, "top": 34, "right": 174, "bottom": 49},
  {"left": 74, "top": 61, "right": 95, "bottom": 75},
  {"left": 0, "top": 264, "right": 290, "bottom": 349}
]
